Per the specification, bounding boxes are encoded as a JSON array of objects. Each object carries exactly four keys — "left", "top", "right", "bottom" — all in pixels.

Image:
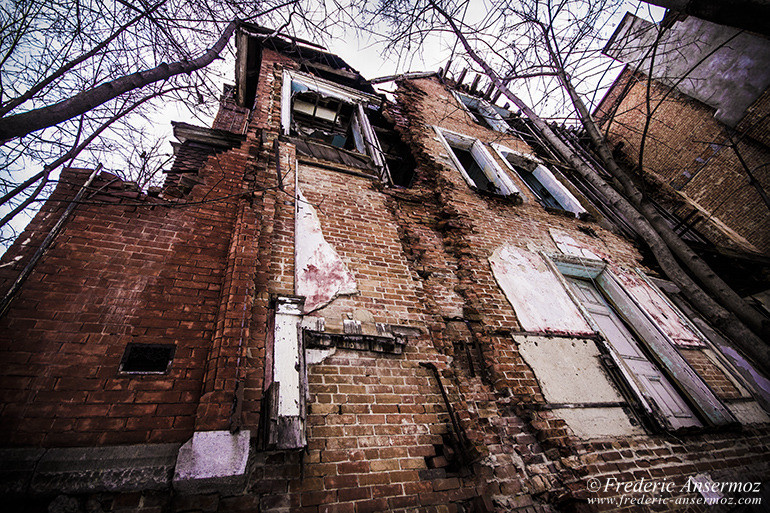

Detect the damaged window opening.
[
  {"left": 291, "top": 91, "right": 356, "bottom": 149},
  {"left": 282, "top": 70, "right": 390, "bottom": 182},
  {"left": 517, "top": 164, "right": 565, "bottom": 210},
  {"left": 368, "top": 110, "right": 416, "bottom": 188},
  {"left": 452, "top": 145, "right": 496, "bottom": 193},
  {"left": 550, "top": 256, "right": 736, "bottom": 431},
  {"left": 119, "top": 343, "right": 175, "bottom": 374},
  {"left": 453, "top": 91, "right": 510, "bottom": 133},
  {"left": 435, "top": 127, "right": 520, "bottom": 197},
  {"left": 493, "top": 144, "right": 587, "bottom": 215},
  {"left": 566, "top": 276, "right": 702, "bottom": 430}
]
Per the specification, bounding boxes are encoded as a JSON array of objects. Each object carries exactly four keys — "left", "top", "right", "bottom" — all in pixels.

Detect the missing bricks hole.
[{"left": 119, "top": 343, "right": 175, "bottom": 374}]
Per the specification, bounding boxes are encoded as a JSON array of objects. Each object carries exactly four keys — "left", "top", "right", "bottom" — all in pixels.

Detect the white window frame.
[
  {"left": 493, "top": 143, "right": 587, "bottom": 216},
  {"left": 544, "top": 253, "right": 735, "bottom": 429},
  {"left": 434, "top": 127, "right": 520, "bottom": 197},
  {"left": 281, "top": 70, "right": 390, "bottom": 182},
  {"left": 452, "top": 91, "right": 510, "bottom": 133}
]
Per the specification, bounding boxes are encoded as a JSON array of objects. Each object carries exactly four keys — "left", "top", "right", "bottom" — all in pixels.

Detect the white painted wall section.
[
  {"left": 172, "top": 430, "right": 251, "bottom": 494},
  {"left": 516, "top": 335, "right": 643, "bottom": 438},
  {"left": 517, "top": 336, "right": 623, "bottom": 404},
  {"left": 295, "top": 187, "right": 357, "bottom": 313},
  {"left": 605, "top": 13, "right": 770, "bottom": 126},
  {"left": 273, "top": 297, "right": 303, "bottom": 417},
  {"left": 489, "top": 245, "right": 592, "bottom": 334},
  {"left": 549, "top": 230, "right": 601, "bottom": 260}
]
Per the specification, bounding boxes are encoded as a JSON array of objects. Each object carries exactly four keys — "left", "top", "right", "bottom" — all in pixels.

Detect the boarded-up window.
[{"left": 488, "top": 245, "right": 592, "bottom": 334}]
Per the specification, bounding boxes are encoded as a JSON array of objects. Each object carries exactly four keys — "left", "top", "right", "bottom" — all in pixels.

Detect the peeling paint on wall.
[
  {"left": 727, "top": 399, "right": 770, "bottom": 424},
  {"left": 549, "top": 229, "right": 601, "bottom": 260},
  {"left": 295, "top": 188, "right": 357, "bottom": 313},
  {"left": 616, "top": 272, "right": 703, "bottom": 347},
  {"left": 516, "top": 335, "right": 642, "bottom": 438},
  {"left": 517, "top": 336, "right": 622, "bottom": 403},
  {"left": 718, "top": 344, "right": 770, "bottom": 399},
  {"left": 489, "top": 245, "right": 592, "bottom": 334},
  {"left": 274, "top": 297, "right": 303, "bottom": 417}
]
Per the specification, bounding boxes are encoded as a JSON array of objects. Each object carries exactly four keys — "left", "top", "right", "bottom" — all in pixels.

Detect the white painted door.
[{"left": 567, "top": 277, "right": 701, "bottom": 429}]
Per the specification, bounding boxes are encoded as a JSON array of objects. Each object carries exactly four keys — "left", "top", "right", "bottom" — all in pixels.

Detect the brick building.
[
  {"left": 1, "top": 24, "right": 770, "bottom": 512},
  {"left": 595, "top": 12, "right": 770, "bottom": 261}
]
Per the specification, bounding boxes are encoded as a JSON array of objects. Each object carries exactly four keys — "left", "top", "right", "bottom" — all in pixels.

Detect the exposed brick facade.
[
  {"left": 594, "top": 67, "right": 770, "bottom": 255},
  {"left": 1, "top": 33, "right": 769, "bottom": 513}
]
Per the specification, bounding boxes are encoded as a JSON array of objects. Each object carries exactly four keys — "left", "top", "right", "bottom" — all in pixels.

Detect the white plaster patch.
[
  {"left": 300, "top": 316, "right": 325, "bottom": 332},
  {"left": 295, "top": 188, "right": 357, "bottom": 313},
  {"left": 615, "top": 272, "right": 703, "bottom": 347},
  {"left": 306, "top": 347, "right": 337, "bottom": 365},
  {"left": 0, "top": 255, "right": 22, "bottom": 268},
  {"left": 686, "top": 474, "right": 723, "bottom": 501},
  {"left": 552, "top": 407, "right": 644, "bottom": 438},
  {"left": 727, "top": 401, "right": 770, "bottom": 424},
  {"left": 516, "top": 336, "right": 624, "bottom": 404},
  {"left": 172, "top": 430, "right": 250, "bottom": 494},
  {"left": 274, "top": 300, "right": 302, "bottom": 417},
  {"left": 489, "top": 245, "right": 592, "bottom": 334},
  {"left": 549, "top": 229, "right": 600, "bottom": 260}
]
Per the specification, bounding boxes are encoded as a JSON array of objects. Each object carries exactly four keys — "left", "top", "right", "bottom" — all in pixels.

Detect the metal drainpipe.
[
  {"left": 419, "top": 362, "right": 469, "bottom": 467},
  {"left": 0, "top": 164, "right": 102, "bottom": 318}
]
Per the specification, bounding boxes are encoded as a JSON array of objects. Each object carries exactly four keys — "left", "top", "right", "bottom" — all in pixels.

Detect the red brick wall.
[{"left": 0, "top": 140, "right": 255, "bottom": 446}]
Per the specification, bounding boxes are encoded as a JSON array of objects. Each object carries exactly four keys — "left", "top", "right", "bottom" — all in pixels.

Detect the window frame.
[
  {"left": 493, "top": 143, "right": 587, "bottom": 216},
  {"left": 452, "top": 91, "right": 510, "bottom": 133},
  {"left": 281, "top": 69, "right": 391, "bottom": 182},
  {"left": 434, "top": 127, "right": 520, "bottom": 197},
  {"left": 544, "top": 253, "right": 736, "bottom": 430}
]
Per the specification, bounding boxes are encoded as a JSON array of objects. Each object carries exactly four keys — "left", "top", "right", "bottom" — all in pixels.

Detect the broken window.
[
  {"left": 282, "top": 70, "right": 389, "bottom": 181},
  {"left": 453, "top": 91, "right": 510, "bottom": 133},
  {"left": 368, "top": 109, "right": 416, "bottom": 188},
  {"left": 435, "top": 128, "right": 520, "bottom": 197},
  {"left": 291, "top": 90, "right": 356, "bottom": 149},
  {"left": 493, "top": 144, "right": 587, "bottom": 215}
]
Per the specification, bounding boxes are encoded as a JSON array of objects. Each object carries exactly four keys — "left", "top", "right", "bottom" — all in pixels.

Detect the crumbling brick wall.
[
  {"left": 0, "top": 154, "right": 250, "bottom": 445},
  {"left": 2, "top": 45, "right": 770, "bottom": 513}
]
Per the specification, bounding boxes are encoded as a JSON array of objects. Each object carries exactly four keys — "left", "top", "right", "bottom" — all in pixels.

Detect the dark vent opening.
[{"left": 119, "top": 344, "right": 176, "bottom": 374}]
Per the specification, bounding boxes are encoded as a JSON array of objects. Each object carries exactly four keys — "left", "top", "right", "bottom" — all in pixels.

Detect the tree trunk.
[
  {"left": 0, "top": 20, "right": 238, "bottom": 142},
  {"left": 545, "top": 38, "right": 769, "bottom": 340}
]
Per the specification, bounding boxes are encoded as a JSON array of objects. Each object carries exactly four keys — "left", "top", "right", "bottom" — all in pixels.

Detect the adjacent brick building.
[
  {"left": 1, "top": 23, "right": 770, "bottom": 513},
  {"left": 595, "top": 12, "right": 770, "bottom": 260}
]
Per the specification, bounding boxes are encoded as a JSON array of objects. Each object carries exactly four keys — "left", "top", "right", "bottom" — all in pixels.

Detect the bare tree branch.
[{"left": 0, "top": 19, "right": 238, "bottom": 142}]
